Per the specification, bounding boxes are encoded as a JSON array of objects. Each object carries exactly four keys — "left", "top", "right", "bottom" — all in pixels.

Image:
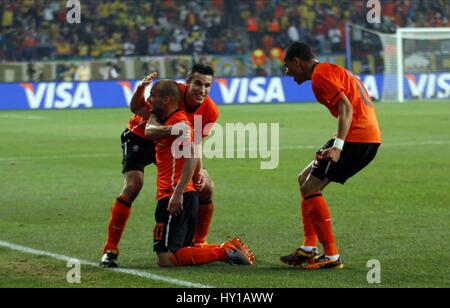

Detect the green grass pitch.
[{"left": 0, "top": 101, "right": 449, "bottom": 288}]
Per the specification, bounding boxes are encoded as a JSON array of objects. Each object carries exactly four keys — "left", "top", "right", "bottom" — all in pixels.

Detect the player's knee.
[
  {"left": 298, "top": 172, "right": 304, "bottom": 188},
  {"left": 123, "top": 178, "right": 143, "bottom": 201},
  {"left": 198, "top": 175, "right": 214, "bottom": 202},
  {"left": 156, "top": 253, "right": 176, "bottom": 268},
  {"left": 300, "top": 179, "right": 323, "bottom": 195},
  {"left": 300, "top": 181, "right": 313, "bottom": 195},
  {"left": 207, "top": 179, "right": 215, "bottom": 193},
  {"left": 199, "top": 182, "right": 214, "bottom": 203},
  {"left": 298, "top": 171, "right": 308, "bottom": 189}
]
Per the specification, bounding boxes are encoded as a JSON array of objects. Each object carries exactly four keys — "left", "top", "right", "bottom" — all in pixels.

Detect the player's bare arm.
[
  {"left": 130, "top": 72, "right": 158, "bottom": 118},
  {"left": 192, "top": 142, "right": 207, "bottom": 191},
  {"left": 146, "top": 115, "right": 192, "bottom": 141},
  {"left": 168, "top": 151, "right": 199, "bottom": 216},
  {"left": 321, "top": 96, "right": 353, "bottom": 163},
  {"left": 144, "top": 113, "right": 174, "bottom": 140}
]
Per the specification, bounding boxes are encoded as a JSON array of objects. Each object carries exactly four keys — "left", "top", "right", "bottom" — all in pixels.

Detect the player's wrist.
[
  {"left": 138, "top": 79, "right": 152, "bottom": 89},
  {"left": 174, "top": 185, "right": 185, "bottom": 195},
  {"left": 333, "top": 138, "right": 345, "bottom": 151}
]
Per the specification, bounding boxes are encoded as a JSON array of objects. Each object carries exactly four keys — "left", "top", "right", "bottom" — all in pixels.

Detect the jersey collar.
[{"left": 161, "top": 109, "right": 181, "bottom": 125}]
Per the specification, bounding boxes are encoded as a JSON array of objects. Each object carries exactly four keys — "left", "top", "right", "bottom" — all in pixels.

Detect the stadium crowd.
[{"left": 0, "top": 0, "right": 448, "bottom": 62}]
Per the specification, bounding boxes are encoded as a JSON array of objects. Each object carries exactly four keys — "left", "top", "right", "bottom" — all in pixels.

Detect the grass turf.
[{"left": 0, "top": 101, "right": 449, "bottom": 288}]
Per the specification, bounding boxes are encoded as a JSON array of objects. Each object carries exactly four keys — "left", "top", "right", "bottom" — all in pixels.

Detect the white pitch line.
[
  {"left": 0, "top": 153, "right": 118, "bottom": 161},
  {"left": 0, "top": 240, "right": 214, "bottom": 288},
  {"left": 0, "top": 114, "right": 47, "bottom": 120},
  {"left": 0, "top": 140, "right": 449, "bottom": 162}
]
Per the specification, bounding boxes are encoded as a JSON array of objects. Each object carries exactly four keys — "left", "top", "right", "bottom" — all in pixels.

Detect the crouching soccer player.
[{"left": 146, "top": 79, "right": 256, "bottom": 267}]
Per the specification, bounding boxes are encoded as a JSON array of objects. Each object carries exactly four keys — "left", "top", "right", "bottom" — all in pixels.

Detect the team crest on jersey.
[{"left": 133, "top": 145, "right": 139, "bottom": 152}]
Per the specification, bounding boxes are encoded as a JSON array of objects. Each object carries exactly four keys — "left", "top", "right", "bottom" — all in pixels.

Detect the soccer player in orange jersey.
[
  {"left": 141, "top": 64, "right": 219, "bottom": 248},
  {"left": 146, "top": 80, "right": 255, "bottom": 267},
  {"left": 100, "top": 72, "right": 158, "bottom": 268},
  {"left": 281, "top": 42, "right": 382, "bottom": 269},
  {"left": 101, "top": 65, "right": 219, "bottom": 267}
]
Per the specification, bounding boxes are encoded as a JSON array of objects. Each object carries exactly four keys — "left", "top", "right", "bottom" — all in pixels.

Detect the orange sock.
[
  {"left": 171, "top": 246, "right": 227, "bottom": 266},
  {"left": 194, "top": 243, "right": 222, "bottom": 249},
  {"left": 301, "top": 194, "right": 318, "bottom": 247},
  {"left": 304, "top": 193, "right": 339, "bottom": 256},
  {"left": 102, "top": 195, "right": 131, "bottom": 254},
  {"left": 193, "top": 201, "right": 214, "bottom": 244}
]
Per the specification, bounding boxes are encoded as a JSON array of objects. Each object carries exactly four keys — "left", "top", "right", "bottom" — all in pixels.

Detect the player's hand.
[
  {"left": 140, "top": 72, "right": 158, "bottom": 87},
  {"left": 168, "top": 193, "right": 183, "bottom": 216},
  {"left": 320, "top": 147, "right": 341, "bottom": 163},
  {"left": 193, "top": 170, "right": 206, "bottom": 192}
]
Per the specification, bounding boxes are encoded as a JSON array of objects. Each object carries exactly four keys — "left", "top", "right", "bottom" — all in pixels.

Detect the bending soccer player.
[
  {"left": 280, "top": 42, "right": 382, "bottom": 270},
  {"left": 146, "top": 80, "right": 255, "bottom": 267}
]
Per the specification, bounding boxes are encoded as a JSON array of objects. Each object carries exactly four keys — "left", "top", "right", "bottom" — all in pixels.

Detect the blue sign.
[{"left": 0, "top": 74, "right": 448, "bottom": 110}]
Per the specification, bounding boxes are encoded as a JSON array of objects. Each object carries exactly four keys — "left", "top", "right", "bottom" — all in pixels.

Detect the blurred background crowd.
[{"left": 1, "top": 0, "right": 448, "bottom": 62}]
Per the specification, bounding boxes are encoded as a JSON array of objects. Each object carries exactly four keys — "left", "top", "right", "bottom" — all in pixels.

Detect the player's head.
[
  {"left": 283, "top": 41, "right": 317, "bottom": 84},
  {"left": 150, "top": 80, "right": 182, "bottom": 119},
  {"left": 186, "top": 64, "right": 215, "bottom": 106}
]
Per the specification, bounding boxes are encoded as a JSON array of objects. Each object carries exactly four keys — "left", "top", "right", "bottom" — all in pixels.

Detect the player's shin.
[
  {"left": 301, "top": 194, "right": 318, "bottom": 247},
  {"left": 305, "top": 193, "right": 339, "bottom": 257},
  {"left": 193, "top": 201, "right": 214, "bottom": 245},
  {"left": 171, "top": 246, "right": 227, "bottom": 266},
  {"left": 103, "top": 195, "right": 132, "bottom": 253}
]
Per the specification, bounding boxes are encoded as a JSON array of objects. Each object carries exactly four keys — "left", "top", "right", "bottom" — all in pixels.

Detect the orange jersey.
[
  {"left": 311, "top": 63, "right": 382, "bottom": 143},
  {"left": 128, "top": 82, "right": 219, "bottom": 139},
  {"left": 127, "top": 91, "right": 151, "bottom": 138},
  {"left": 177, "top": 83, "right": 219, "bottom": 137},
  {"left": 155, "top": 110, "right": 196, "bottom": 201},
  {"left": 127, "top": 114, "right": 147, "bottom": 138}
]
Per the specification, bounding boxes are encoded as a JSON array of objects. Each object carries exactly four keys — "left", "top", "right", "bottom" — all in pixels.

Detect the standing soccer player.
[
  {"left": 146, "top": 80, "right": 255, "bottom": 267},
  {"left": 100, "top": 72, "right": 158, "bottom": 268},
  {"left": 281, "top": 42, "right": 382, "bottom": 269}
]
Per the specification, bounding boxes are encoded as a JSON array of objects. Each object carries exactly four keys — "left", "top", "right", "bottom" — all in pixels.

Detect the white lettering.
[
  {"left": 362, "top": 75, "right": 379, "bottom": 100},
  {"left": 72, "top": 83, "right": 93, "bottom": 108},
  {"left": 66, "top": 0, "right": 81, "bottom": 24},
  {"left": 265, "top": 78, "right": 285, "bottom": 102},
  {"left": 218, "top": 79, "right": 240, "bottom": 104},
  {"left": 367, "top": 259, "right": 381, "bottom": 284},
  {"left": 66, "top": 259, "right": 81, "bottom": 284},
  {"left": 367, "top": 0, "right": 381, "bottom": 24},
  {"left": 54, "top": 82, "right": 72, "bottom": 108},
  {"left": 239, "top": 78, "right": 249, "bottom": 103},
  {"left": 24, "top": 84, "right": 46, "bottom": 109},
  {"left": 407, "top": 75, "right": 428, "bottom": 98},
  {"left": 248, "top": 78, "right": 266, "bottom": 103},
  {"left": 437, "top": 73, "right": 450, "bottom": 99}
]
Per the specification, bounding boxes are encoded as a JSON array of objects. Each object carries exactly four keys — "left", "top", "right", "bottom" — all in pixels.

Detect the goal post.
[{"left": 346, "top": 24, "right": 450, "bottom": 102}]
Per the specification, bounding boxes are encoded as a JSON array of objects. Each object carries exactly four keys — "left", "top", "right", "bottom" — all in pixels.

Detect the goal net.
[{"left": 346, "top": 25, "right": 450, "bottom": 102}]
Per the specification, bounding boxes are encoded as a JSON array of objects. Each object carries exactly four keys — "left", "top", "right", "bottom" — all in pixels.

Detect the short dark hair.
[
  {"left": 284, "top": 42, "right": 315, "bottom": 61},
  {"left": 187, "top": 64, "right": 215, "bottom": 81}
]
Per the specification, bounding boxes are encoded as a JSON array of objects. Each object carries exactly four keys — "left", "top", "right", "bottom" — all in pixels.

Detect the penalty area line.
[{"left": 0, "top": 240, "right": 214, "bottom": 288}]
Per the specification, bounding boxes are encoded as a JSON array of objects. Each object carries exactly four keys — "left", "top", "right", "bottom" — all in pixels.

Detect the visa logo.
[
  {"left": 118, "top": 81, "right": 146, "bottom": 105},
  {"left": 216, "top": 78, "right": 286, "bottom": 104},
  {"left": 21, "top": 82, "right": 93, "bottom": 109},
  {"left": 406, "top": 73, "right": 450, "bottom": 99}
]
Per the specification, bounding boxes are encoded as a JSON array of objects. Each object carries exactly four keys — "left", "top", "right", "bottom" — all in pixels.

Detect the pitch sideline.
[{"left": 0, "top": 240, "right": 214, "bottom": 288}]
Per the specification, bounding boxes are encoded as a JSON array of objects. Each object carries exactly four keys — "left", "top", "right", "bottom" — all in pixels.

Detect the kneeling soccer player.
[{"left": 146, "top": 79, "right": 256, "bottom": 267}]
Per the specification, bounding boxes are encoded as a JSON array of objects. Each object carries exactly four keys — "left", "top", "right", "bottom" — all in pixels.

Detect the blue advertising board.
[{"left": 0, "top": 74, "right": 448, "bottom": 110}]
